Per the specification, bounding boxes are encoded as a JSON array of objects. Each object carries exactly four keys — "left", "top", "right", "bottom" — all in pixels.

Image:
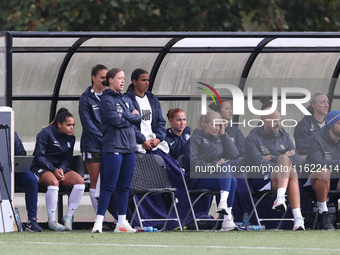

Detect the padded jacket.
[
  {"left": 165, "top": 126, "right": 191, "bottom": 160},
  {"left": 308, "top": 126, "right": 340, "bottom": 169},
  {"left": 100, "top": 89, "right": 141, "bottom": 154},
  {"left": 245, "top": 126, "right": 299, "bottom": 174},
  {"left": 15, "top": 131, "right": 26, "bottom": 156},
  {"left": 294, "top": 106, "right": 324, "bottom": 155},
  {"left": 30, "top": 125, "right": 75, "bottom": 173},
  {"left": 124, "top": 86, "right": 166, "bottom": 144},
  {"left": 78, "top": 86, "right": 103, "bottom": 153},
  {"left": 188, "top": 129, "right": 239, "bottom": 187}
]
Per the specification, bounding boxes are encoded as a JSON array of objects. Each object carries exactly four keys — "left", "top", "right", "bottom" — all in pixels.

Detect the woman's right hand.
[
  {"left": 142, "top": 140, "right": 153, "bottom": 151},
  {"left": 131, "top": 109, "right": 139, "bottom": 115},
  {"left": 54, "top": 168, "right": 65, "bottom": 182},
  {"left": 219, "top": 123, "right": 225, "bottom": 135}
]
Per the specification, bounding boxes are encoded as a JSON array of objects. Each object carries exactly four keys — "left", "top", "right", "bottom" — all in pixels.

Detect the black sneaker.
[
  {"left": 25, "top": 219, "right": 43, "bottom": 232},
  {"left": 102, "top": 221, "right": 111, "bottom": 231},
  {"left": 319, "top": 212, "right": 335, "bottom": 230}
]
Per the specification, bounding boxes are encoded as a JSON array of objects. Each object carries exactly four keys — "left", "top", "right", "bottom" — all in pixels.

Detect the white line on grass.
[{"left": 19, "top": 242, "right": 340, "bottom": 251}]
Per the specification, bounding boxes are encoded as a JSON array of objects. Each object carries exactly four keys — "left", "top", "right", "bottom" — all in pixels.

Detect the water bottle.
[
  {"left": 136, "top": 226, "right": 158, "bottom": 232},
  {"left": 242, "top": 211, "right": 249, "bottom": 227},
  {"left": 246, "top": 225, "right": 265, "bottom": 231}
]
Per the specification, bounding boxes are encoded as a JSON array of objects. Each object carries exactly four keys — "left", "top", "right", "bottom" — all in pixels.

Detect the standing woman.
[
  {"left": 91, "top": 68, "right": 141, "bottom": 233},
  {"left": 124, "top": 69, "right": 200, "bottom": 229},
  {"left": 165, "top": 108, "right": 191, "bottom": 160},
  {"left": 78, "top": 64, "right": 110, "bottom": 229},
  {"left": 124, "top": 68, "right": 167, "bottom": 153},
  {"left": 30, "top": 108, "right": 85, "bottom": 231}
]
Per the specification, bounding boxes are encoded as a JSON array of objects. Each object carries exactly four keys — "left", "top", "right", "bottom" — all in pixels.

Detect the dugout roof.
[{"left": 1, "top": 31, "right": 340, "bottom": 152}]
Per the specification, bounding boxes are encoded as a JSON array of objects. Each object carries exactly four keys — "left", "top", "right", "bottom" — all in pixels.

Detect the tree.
[{"left": 0, "top": 0, "right": 340, "bottom": 31}]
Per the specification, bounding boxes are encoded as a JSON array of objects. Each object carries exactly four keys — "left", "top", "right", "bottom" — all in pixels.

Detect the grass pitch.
[{"left": 1, "top": 230, "right": 340, "bottom": 255}]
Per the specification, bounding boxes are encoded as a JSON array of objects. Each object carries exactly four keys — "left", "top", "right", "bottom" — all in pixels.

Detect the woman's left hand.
[
  {"left": 54, "top": 168, "right": 65, "bottom": 182},
  {"left": 216, "top": 158, "right": 227, "bottom": 166},
  {"left": 150, "top": 138, "right": 161, "bottom": 148}
]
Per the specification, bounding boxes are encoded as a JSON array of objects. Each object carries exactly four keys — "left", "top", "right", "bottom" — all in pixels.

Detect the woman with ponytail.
[
  {"left": 165, "top": 108, "right": 190, "bottom": 160},
  {"left": 209, "top": 99, "right": 245, "bottom": 171},
  {"left": 30, "top": 108, "right": 85, "bottom": 231}
]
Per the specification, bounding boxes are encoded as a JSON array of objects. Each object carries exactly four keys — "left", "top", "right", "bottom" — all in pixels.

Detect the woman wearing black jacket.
[{"left": 91, "top": 68, "right": 141, "bottom": 233}]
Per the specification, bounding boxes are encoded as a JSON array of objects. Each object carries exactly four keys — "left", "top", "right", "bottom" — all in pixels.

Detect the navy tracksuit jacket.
[
  {"left": 78, "top": 86, "right": 103, "bottom": 153},
  {"left": 165, "top": 126, "right": 191, "bottom": 160}
]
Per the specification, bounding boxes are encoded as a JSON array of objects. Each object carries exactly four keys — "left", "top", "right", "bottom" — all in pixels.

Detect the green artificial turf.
[{"left": 1, "top": 230, "right": 340, "bottom": 255}]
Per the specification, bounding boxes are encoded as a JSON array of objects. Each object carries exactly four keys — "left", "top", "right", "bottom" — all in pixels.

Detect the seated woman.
[
  {"left": 165, "top": 108, "right": 190, "bottom": 160},
  {"left": 188, "top": 110, "right": 239, "bottom": 231},
  {"left": 30, "top": 108, "right": 85, "bottom": 231},
  {"left": 294, "top": 92, "right": 329, "bottom": 165},
  {"left": 209, "top": 99, "right": 245, "bottom": 171},
  {"left": 14, "top": 131, "right": 42, "bottom": 232}
]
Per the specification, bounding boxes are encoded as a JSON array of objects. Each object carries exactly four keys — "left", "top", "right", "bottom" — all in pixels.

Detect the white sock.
[
  {"left": 96, "top": 215, "right": 104, "bottom": 223},
  {"left": 65, "top": 184, "right": 85, "bottom": 217},
  {"left": 46, "top": 186, "right": 59, "bottom": 223},
  {"left": 277, "top": 188, "right": 286, "bottom": 198},
  {"left": 226, "top": 207, "right": 232, "bottom": 220},
  {"left": 117, "top": 215, "right": 126, "bottom": 225},
  {"left": 89, "top": 188, "right": 107, "bottom": 222},
  {"left": 317, "top": 201, "right": 328, "bottom": 213},
  {"left": 89, "top": 188, "right": 98, "bottom": 213},
  {"left": 220, "top": 191, "right": 229, "bottom": 203},
  {"left": 292, "top": 208, "right": 302, "bottom": 219}
]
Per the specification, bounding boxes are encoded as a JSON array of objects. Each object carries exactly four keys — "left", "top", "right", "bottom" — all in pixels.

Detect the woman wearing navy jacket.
[
  {"left": 30, "top": 108, "right": 85, "bottom": 231},
  {"left": 78, "top": 64, "right": 110, "bottom": 227},
  {"left": 14, "top": 132, "right": 42, "bottom": 232},
  {"left": 189, "top": 110, "right": 239, "bottom": 231},
  {"left": 124, "top": 68, "right": 167, "bottom": 152},
  {"left": 124, "top": 69, "right": 194, "bottom": 229},
  {"left": 165, "top": 108, "right": 191, "bottom": 160},
  {"left": 91, "top": 68, "right": 141, "bottom": 233},
  {"left": 209, "top": 99, "right": 245, "bottom": 170}
]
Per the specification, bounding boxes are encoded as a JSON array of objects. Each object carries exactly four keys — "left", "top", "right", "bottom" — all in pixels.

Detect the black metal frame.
[{"left": 2, "top": 31, "right": 340, "bottom": 121}]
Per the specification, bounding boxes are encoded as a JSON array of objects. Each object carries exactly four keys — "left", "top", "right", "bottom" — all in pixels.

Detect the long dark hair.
[
  {"left": 208, "top": 98, "right": 230, "bottom": 112},
  {"left": 102, "top": 68, "right": 123, "bottom": 87},
  {"left": 49, "top": 108, "right": 73, "bottom": 127},
  {"left": 127, "top": 68, "right": 149, "bottom": 91},
  {"left": 91, "top": 64, "right": 108, "bottom": 85}
]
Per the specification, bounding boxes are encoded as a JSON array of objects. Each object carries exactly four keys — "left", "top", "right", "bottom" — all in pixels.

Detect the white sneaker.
[
  {"left": 91, "top": 220, "right": 103, "bottom": 233},
  {"left": 220, "top": 219, "right": 238, "bottom": 231},
  {"left": 114, "top": 220, "right": 136, "bottom": 233},
  {"left": 272, "top": 196, "right": 287, "bottom": 212},
  {"left": 62, "top": 216, "right": 73, "bottom": 231},
  {"left": 216, "top": 200, "right": 228, "bottom": 215},
  {"left": 48, "top": 221, "right": 66, "bottom": 231},
  {"left": 293, "top": 217, "right": 305, "bottom": 231}
]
